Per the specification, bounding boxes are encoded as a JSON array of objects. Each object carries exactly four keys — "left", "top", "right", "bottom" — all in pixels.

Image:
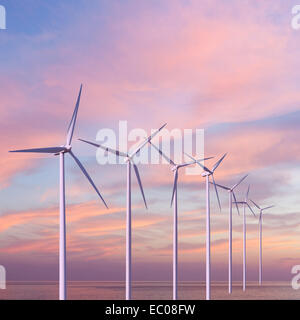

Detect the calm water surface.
[{"left": 0, "top": 281, "right": 299, "bottom": 300}]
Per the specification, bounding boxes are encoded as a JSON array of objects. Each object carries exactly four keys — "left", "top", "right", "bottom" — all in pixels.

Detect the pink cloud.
[{"left": 0, "top": 0, "right": 299, "bottom": 281}]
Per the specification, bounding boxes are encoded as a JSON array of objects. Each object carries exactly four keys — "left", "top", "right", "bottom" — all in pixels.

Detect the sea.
[{"left": 0, "top": 281, "right": 299, "bottom": 300}]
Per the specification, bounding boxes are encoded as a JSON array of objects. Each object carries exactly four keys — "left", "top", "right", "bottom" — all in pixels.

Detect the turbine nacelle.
[
  {"left": 171, "top": 165, "right": 178, "bottom": 172},
  {"left": 57, "top": 145, "right": 72, "bottom": 155},
  {"left": 124, "top": 157, "right": 131, "bottom": 163},
  {"left": 201, "top": 171, "right": 211, "bottom": 177},
  {"left": 64, "top": 144, "right": 72, "bottom": 151}
]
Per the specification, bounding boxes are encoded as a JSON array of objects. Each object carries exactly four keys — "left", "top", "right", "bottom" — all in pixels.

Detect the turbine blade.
[
  {"left": 178, "top": 156, "right": 214, "bottom": 169},
  {"left": 209, "top": 182, "right": 230, "bottom": 191},
  {"left": 133, "top": 164, "right": 147, "bottom": 209},
  {"left": 246, "top": 185, "right": 250, "bottom": 201},
  {"left": 170, "top": 169, "right": 178, "bottom": 207},
  {"left": 246, "top": 202, "right": 256, "bottom": 216},
  {"left": 212, "top": 174, "right": 221, "bottom": 212},
  {"left": 250, "top": 199, "right": 260, "bottom": 210},
  {"left": 129, "top": 123, "right": 167, "bottom": 158},
  {"left": 148, "top": 140, "right": 175, "bottom": 166},
  {"left": 184, "top": 153, "right": 196, "bottom": 162},
  {"left": 79, "top": 139, "right": 128, "bottom": 157},
  {"left": 232, "top": 191, "right": 240, "bottom": 215},
  {"left": 9, "top": 147, "right": 65, "bottom": 154},
  {"left": 232, "top": 174, "right": 248, "bottom": 190},
  {"left": 212, "top": 153, "right": 227, "bottom": 172},
  {"left": 177, "top": 159, "right": 196, "bottom": 168},
  {"left": 184, "top": 153, "right": 212, "bottom": 173},
  {"left": 262, "top": 205, "right": 275, "bottom": 211},
  {"left": 69, "top": 151, "right": 108, "bottom": 208},
  {"left": 66, "top": 84, "right": 82, "bottom": 146}
]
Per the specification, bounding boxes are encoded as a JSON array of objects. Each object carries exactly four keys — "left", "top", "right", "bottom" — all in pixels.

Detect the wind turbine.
[
  {"left": 149, "top": 141, "right": 213, "bottom": 300},
  {"left": 10, "top": 85, "right": 108, "bottom": 300},
  {"left": 212, "top": 174, "right": 248, "bottom": 294},
  {"left": 234, "top": 185, "right": 255, "bottom": 292},
  {"left": 79, "top": 123, "right": 166, "bottom": 300},
  {"left": 250, "top": 200, "right": 274, "bottom": 286},
  {"left": 185, "top": 152, "right": 227, "bottom": 300}
]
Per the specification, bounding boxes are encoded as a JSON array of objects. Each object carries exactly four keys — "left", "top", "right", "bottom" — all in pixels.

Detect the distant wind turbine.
[
  {"left": 212, "top": 174, "right": 248, "bottom": 294},
  {"left": 185, "top": 152, "right": 227, "bottom": 300},
  {"left": 79, "top": 123, "right": 166, "bottom": 300},
  {"left": 149, "top": 141, "right": 213, "bottom": 300},
  {"left": 234, "top": 185, "right": 255, "bottom": 292},
  {"left": 250, "top": 200, "right": 274, "bottom": 286},
  {"left": 10, "top": 85, "right": 108, "bottom": 300}
]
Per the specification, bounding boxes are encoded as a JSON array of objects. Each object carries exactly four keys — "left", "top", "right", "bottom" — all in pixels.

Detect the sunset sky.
[{"left": 0, "top": 0, "right": 299, "bottom": 282}]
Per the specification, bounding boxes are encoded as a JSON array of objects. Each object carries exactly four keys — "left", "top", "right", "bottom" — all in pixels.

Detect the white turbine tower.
[
  {"left": 212, "top": 174, "right": 248, "bottom": 294},
  {"left": 234, "top": 185, "right": 255, "bottom": 292},
  {"left": 250, "top": 200, "right": 274, "bottom": 286},
  {"left": 10, "top": 85, "right": 108, "bottom": 300},
  {"left": 79, "top": 123, "right": 166, "bottom": 300},
  {"left": 149, "top": 141, "right": 213, "bottom": 300},
  {"left": 185, "top": 153, "right": 227, "bottom": 300}
]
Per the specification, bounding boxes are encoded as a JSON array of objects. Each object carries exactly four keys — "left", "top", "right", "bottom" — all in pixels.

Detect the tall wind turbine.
[
  {"left": 79, "top": 123, "right": 166, "bottom": 300},
  {"left": 149, "top": 141, "right": 213, "bottom": 300},
  {"left": 250, "top": 200, "right": 274, "bottom": 286},
  {"left": 10, "top": 85, "right": 108, "bottom": 300},
  {"left": 185, "top": 153, "right": 227, "bottom": 300},
  {"left": 234, "top": 185, "right": 255, "bottom": 292},
  {"left": 212, "top": 174, "right": 248, "bottom": 294}
]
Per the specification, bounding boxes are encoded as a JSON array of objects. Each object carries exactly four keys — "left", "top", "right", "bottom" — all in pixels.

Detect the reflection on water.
[{"left": 0, "top": 281, "right": 299, "bottom": 300}]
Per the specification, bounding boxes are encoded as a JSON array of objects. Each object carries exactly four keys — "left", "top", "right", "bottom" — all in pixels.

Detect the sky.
[{"left": 0, "top": 0, "right": 299, "bottom": 283}]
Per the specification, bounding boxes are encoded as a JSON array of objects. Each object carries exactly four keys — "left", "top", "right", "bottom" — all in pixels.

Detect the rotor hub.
[{"left": 201, "top": 171, "right": 210, "bottom": 177}]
